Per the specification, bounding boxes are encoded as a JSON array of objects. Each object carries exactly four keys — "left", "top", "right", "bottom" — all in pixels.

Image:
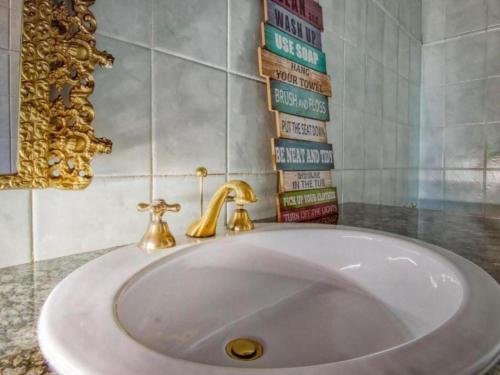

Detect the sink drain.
[{"left": 225, "top": 338, "right": 264, "bottom": 361}]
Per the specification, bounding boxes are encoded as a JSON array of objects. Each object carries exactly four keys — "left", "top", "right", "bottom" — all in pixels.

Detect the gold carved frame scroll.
[{"left": 0, "top": 0, "right": 113, "bottom": 190}]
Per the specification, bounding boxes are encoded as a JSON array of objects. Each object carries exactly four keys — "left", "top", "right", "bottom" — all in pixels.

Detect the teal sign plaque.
[
  {"left": 270, "top": 81, "right": 329, "bottom": 121},
  {"left": 272, "top": 138, "right": 334, "bottom": 171},
  {"left": 263, "top": 24, "right": 326, "bottom": 73}
]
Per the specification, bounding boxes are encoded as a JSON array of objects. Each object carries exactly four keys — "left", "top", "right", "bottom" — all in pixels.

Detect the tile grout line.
[
  {"left": 394, "top": 13, "right": 401, "bottom": 205},
  {"left": 441, "top": 40, "right": 447, "bottom": 212},
  {"left": 340, "top": 0, "right": 347, "bottom": 206},
  {"left": 7, "top": 0, "right": 10, "bottom": 50},
  {"left": 90, "top": 171, "right": 286, "bottom": 179},
  {"left": 378, "top": 0, "right": 387, "bottom": 205},
  {"left": 378, "top": 13, "right": 385, "bottom": 205},
  {"left": 481, "top": 54, "right": 488, "bottom": 217},
  {"left": 361, "top": 0, "right": 368, "bottom": 204},
  {"left": 483, "top": 121, "right": 488, "bottom": 217},
  {"left": 423, "top": 76, "right": 500, "bottom": 90},
  {"left": 30, "top": 190, "right": 35, "bottom": 263},
  {"left": 150, "top": 0, "right": 155, "bottom": 200},
  {"left": 423, "top": 24, "right": 500, "bottom": 47},
  {"left": 225, "top": 0, "right": 231, "bottom": 225},
  {"left": 361, "top": 11, "right": 369, "bottom": 205}
]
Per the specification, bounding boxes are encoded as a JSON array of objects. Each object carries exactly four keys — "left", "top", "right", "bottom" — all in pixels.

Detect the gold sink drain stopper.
[{"left": 225, "top": 338, "right": 264, "bottom": 361}]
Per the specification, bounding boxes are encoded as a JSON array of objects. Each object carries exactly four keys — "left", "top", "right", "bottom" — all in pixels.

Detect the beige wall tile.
[
  {"left": 8, "top": 4, "right": 21, "bottom": 51},
  {"left": 0, "top": 190, "right": 31, "bottom": 267},
  {"left": 93, "top": 0, "right": 152, "bottom": 46},
  {"left": 92, "top": 36, "right": 152, "bottom": 176},
  {"left": 153, "top": 0, "right": 227, "bottom": 67},
  {"left": 33, "top": 177, "right": 151, "bottom": 260},
  {"left": 228, "top": 76, "right": 274, "bottom": 174},
  {"left": 229, "top": 0, "right": 262, "bottom": 78},
  {"left": 153, "top": 52, "right": 227, "bottom": 175},
  {"left": 0, "top": 6, "right": 8, "bottom": 49}
]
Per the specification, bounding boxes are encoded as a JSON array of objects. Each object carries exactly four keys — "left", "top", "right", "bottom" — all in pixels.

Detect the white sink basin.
[{"left": 39, "top": 225, "right": 500, "bottom": 374}]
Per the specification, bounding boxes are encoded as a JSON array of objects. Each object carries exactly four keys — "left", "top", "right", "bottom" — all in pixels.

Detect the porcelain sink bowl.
[{"left": 39, "top": 225, "right": 500, "bottom": 374}]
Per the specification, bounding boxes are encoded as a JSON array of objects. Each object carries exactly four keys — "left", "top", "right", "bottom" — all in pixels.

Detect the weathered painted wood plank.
[
  {"left": 277, "top": 202, "right": 338, "bottom": 222},
  {"left": 272, "top": 138, "right": 334, "bottom": 171},
  {"left": 259, "top": 48, "right": 332, "bottom": 96},
  {"left": 279, "top": 170, "right": 332, "bottom": 192},
  {"left": 278, "top": 187, "right": 337, "bottom": 210},
  {"left": 264, "top": 0, "right": 322, "bottom": 49},
  {"left": 309, "top": 214, "right": 339, "bottom": 224},
  {"left": 270, "top": 0, "right": 323, "bottom": 31},
  {"left": 275, "top": 112, "right": 328, "bottom": 143},
  {"left": 262, "top": 24, "right": 327, "bottom": 73},
  {"left": 268, "top": 81, "right": 330, "bottom": 121}
]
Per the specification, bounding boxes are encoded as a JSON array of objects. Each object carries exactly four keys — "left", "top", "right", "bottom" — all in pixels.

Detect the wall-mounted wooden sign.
[
  {"left": 259, "top": 0, "right": 337, "bottom": 224},
  {"left": 259, "top": 49, "right": 332, "bottom": 96},
  {"left": 276, "top": 113, "right": 327, "bottom": 143},
  {"left": 278, "top": 187, "right": 337, "bottom": 210},
  {"left": 265, "top": 0, "right": 322, "bottom": 49},
  {"left": 269, "top": 81, "right": 329, "bottom": 121},
  {"left": 279, "top": 170, "right": 332, "bottom": 192},
  {"left": 262, "top": 24, "right": 327, "bottom": 73},
  {"left": 278, "top": 202, "right": 338, "bottom": 222},
  {"left": 272, "top": 138, "right": 334, "bottom": 171},
  {"left": 310, "top": 214, "right": 339, "bottom": 225},
  {"left": 270, "top": 0, "right": 324, "bottom": 31}
]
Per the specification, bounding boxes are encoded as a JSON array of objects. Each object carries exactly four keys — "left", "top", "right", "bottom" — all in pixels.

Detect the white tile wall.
[
  {"left": 228, "top": 77, "right": 274, "bottom": 174},
  {"left": 419, "top": 169, "right": 444, "bottom": 209},
  {"left": 363, "top": 170, "right": 382, "bottom": 204},
  {"left": 487, "top": 29, "right": 500, "bottom": 76},
  {"left": 488, "top": 0, "right": 500, "bottom": 26},
  {"left": 0, "top": 190, "right": 31, "bottom": 268},
  {"left": 487, "top": 123, "right": 500, "bottom": 168},
  {"left": 329, "top": 103, "right": 344, "bottom": 169},
  {"left": 422, "top": 0, "right": 446, "bottom": 43},
  {"left": 444, "top": 169, "right": 484, "bottom": 214},
  {"left": 444, "top": 125, "right": 485, "bottom": 168},
  {"left": 445, "top": 33, "right": 487, "bottom": 83},
  {"left": 153, "top": 52, "right": 227, "bottom": 175},
  {"left": 486, "top": 170, "right": 500, "bottom": 216},
  {"left": 34, "top": 177, "right": 151, "bottom": 261},
  {"left": 381, "top": 169, "right": 397, "bottom": 205},
  {"left": 0, "top": 0, "right": 422, "bottom": 267},
  {"left": 153, "top": 0, "right": 227, "bottom": 67},
  {"left": 0, "top": 5, "right": 7, "bottom": 49},
  {"left": 420, "top": 0, "right": 500, "bottom": 217},
  {"left": 92, "top": 37, "right": 152, "bottom": 176}
]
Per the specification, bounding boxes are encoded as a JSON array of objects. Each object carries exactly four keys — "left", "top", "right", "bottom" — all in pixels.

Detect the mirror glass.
[{"left": 0, "top": 3, "right": 21, "bottom": 176}]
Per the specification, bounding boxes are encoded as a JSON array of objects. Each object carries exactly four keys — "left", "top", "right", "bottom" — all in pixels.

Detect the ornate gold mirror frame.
[{"left": 0, "top": 0, "right": 113, "bottom": 190}]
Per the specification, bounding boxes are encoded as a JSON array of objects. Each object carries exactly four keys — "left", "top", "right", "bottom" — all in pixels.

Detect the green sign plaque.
[
  {"left": 262, "top": 24, "right": 327, "bottom": 73},
  {"left": 269, "top": 81, "right": 330, "bottom": 121}
]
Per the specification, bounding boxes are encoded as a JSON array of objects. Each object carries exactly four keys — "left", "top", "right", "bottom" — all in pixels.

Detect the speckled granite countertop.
[{"left": 1, "top": 203, "right": 499, "bottom": 374}]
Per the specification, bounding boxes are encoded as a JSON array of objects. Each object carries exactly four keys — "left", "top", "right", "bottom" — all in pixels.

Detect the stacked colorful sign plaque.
[{"left": 258, "top": 0, "right": 338, "bottom": 223}]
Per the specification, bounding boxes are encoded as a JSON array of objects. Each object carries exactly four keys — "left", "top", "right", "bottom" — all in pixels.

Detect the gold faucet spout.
[{"left": 186, "top": 180, "right": 257, "bottom": 238}]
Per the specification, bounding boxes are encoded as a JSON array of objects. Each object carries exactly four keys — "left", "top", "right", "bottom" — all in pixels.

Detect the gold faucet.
[
  {"left": 186, "top": 180, "right": 257, "bottom": 238},
  {"left": 137, "top": 199, "right": 181, "bottom": 251}
]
